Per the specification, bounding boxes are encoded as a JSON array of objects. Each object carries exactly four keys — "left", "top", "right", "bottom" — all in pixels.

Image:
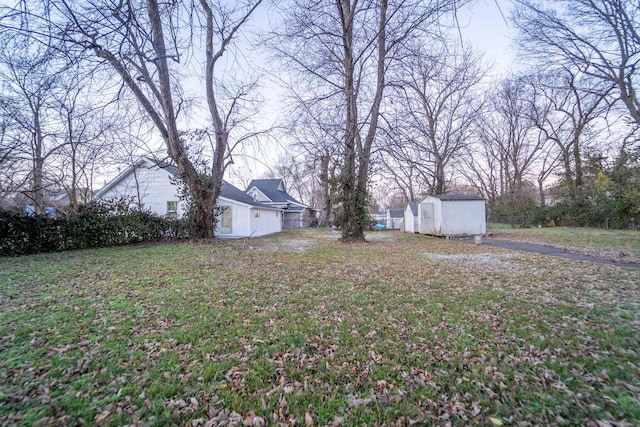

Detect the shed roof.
[
  {"left": 429, "top": 194, "right": 484, "bottom": 201},
  {"left": 388, "top": 208, "right": 404, "bottom": 218},
  {"left": 407, "top": 201, "right": 418, "bottom": 216}
]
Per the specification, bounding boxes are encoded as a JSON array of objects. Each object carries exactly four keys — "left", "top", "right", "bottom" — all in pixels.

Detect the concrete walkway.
[{"left": 475, "top": 239, "right": 640, "bottom": 269}]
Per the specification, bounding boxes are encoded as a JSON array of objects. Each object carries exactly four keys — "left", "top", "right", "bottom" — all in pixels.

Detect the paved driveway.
[{"left": 477, "top": 239, "right": 640, "bottom": 269}]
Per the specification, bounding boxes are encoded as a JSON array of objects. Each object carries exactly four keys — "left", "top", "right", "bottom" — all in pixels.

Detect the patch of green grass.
[{"left": 1, "top": 229, "right": 638, "bottom": 425}]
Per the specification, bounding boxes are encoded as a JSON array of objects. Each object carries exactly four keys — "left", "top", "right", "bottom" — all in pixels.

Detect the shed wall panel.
[{"left": 441, "top": 200, "right": 486, "bottom": 236}]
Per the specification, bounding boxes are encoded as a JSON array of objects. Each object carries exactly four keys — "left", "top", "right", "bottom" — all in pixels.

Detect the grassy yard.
[
  {"left": 488, "top": 226, "right": 640, "bottom": 264},
  {"left": 1, "top": 229, "right": 639, "bottom": 426}
]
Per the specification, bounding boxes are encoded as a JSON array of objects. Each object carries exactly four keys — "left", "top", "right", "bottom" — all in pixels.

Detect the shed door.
[{"left": 420, "top": 203, "right": 434, "bottom": 233}]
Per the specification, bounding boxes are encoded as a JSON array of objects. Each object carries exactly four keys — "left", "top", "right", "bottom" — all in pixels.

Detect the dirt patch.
[
  {"left": 419, "top": 252, "right": 519, "bottom": 271},
  {"left": 256, "top": 238, "right": 319, "bottom": 253},
  {"left": 366, "top": 232, "right": 399, "bottom": 242}
]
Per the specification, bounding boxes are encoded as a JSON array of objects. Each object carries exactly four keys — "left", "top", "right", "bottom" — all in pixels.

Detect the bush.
[{"left": 0, "top": 200, "right": 187, "bottom": 256}]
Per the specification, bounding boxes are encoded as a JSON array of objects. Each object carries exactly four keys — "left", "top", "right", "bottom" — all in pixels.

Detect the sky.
[
  {"left": 85, "top": 0, "right": 519, "bottom": 189},
  {"left": 226, "top": 0, "right": 518, "bottom": 185},
  {"left": 458, "top": 0, "right": 515, "bottom": 75}
]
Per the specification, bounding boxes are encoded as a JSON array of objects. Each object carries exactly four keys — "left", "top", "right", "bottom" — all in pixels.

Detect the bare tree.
[
  {"left": 2, "top": 0, "right": 264, "bottom": 236},
  {"left": 0, "top": 36, "right": 65, "bottom": 214},
  {"left": 272, "top": 0, "right": 468, "bottom": 241},
  {"left": 51, "top": 71, "right": 117, "bottom": 211},
  {"left": 513, "top": 0, "right": 640, "bottom": 124},
  {"left": 386, "top": 44, "right": 487, "bottom": 195},
  {"left": 526, "top": 70, "right": 612, "bottom": 200},
  {"left": 280, "top": 96, "right": 344, "bottom": 226}
]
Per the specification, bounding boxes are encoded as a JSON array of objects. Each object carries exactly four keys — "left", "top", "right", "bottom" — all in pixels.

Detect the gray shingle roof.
[
  {"left": 246, "top": 179, "right": 306, "bottom": 206},
  {"left": 162, "top": 163, "right": 278, "bottom": 208},
  {"left": 407, "top": 201, "right": 418, "bottom": 216},
  {"left": 389, "top": 208, "right": 404, "bottom": 218},
  {"left": 430, "top": 194, "right": 484, "bottom": 201},
  {"left": 220, "top": 181, "right": 276, "bottom": 209}
]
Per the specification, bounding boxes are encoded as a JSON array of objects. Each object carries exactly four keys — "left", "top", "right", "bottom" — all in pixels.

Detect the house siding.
[{"left": 98, "top": 164, "right": 186, "bottom": 217}]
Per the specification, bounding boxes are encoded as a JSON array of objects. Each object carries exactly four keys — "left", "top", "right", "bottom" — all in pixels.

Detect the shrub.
[{"left": 0, "top": 199, "right": 186, "bottom": 256}]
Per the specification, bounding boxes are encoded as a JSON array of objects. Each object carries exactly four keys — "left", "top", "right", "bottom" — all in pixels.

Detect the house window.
[
  {"left": 222, "top": 206, "right": 232, "bottom": 227},
  {"left": 220, "top": 206, "right": 233, "bottom": 234},
  {"left": 255, "top": 209, "right": 260, "bottom": 217},
  {"left": 167, "top": 201, "right": 178, "bottom": 218}
]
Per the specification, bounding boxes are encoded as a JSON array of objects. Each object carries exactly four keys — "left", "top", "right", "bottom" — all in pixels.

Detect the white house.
[
  {"left": 246, "top": 179, "right": 318, "bottom": 228},
  {"left": 404, "top": 202, "right": 419, "bottom": 233},
  {"left": 418, "top": 194, "right": 486, "bottom": 238},
  {"left": 95, "top": 157, "right": 283, "bottom": 238},
  {"left": 386, "top": 208, "right": 404, "bottom": 230}
]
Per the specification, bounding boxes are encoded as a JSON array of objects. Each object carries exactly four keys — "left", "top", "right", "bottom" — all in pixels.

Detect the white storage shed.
[
  {"left": 404, "top": 202, "right": 419, "bottom": 233},
  {"left": 386, "top": 208, "right": 404, "bottom": 230},
  {"left": 418, "top": 194, "right": 486, "bottom": 237}
]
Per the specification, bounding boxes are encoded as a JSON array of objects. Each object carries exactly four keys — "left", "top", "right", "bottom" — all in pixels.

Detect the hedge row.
[{"left": 1, "top": 201, "right": 188, "bottom": 256}]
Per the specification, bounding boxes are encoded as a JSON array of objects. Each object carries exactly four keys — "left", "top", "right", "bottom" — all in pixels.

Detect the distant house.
[
  {"left": 2, "top": 188, "right": 91, "bottom": 216},
  {"left": 386, "top": 208, "right": 404, "bottom": 230},
  {"left": 404, "top": 202, "right": 419, "bottom": 233},
  {"left": 418, "top": 194, "right": 486, "bottom": 238},
  {"left": 246, "top": 179, "right": 317, "bottom": 228},
  {"left": 95, "top": 157, "right": 283, "bottom": 238}
]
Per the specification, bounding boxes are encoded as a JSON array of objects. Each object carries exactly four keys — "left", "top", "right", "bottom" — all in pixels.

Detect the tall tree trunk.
[
  {"left": 337, "top": 0, "right": 362, "bottom": 241},
  {"left": 146, "top": 0, "right": 214, "bottom": 237},
  {"left": 319, "top": 152, "right": 331, "bottom": 226},
  {"left": 32, "top": 110, "right": 45, "bottom": 214},
  {"left": 338, "top": 0, "right": 387, "bottom": 242}
]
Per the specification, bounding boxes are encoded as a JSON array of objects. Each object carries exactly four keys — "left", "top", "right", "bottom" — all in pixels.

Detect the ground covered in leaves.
[{"left": 1, "top": 228, "right": 639, "bottom": 426}]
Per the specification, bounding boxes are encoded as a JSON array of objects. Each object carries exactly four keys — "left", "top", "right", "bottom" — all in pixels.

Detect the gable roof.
[
  {"left": 96, "top": 156, "right": 278, "bottom": 209},
  {"left": 219, "top": 181, "right": 277, "bottom": 209},
  {"left": 407, "top": 201, "right": 418, "bottom": 216},
  {"left": 95, "top": 157, "right": 165, "bottom": 197},
  {"left": 246, "top": 178, "right": 307, "bottom": 207}
]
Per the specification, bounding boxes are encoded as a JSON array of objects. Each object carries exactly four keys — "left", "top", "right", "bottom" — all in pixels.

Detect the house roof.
[
  {"left": 388, "top": 208, "right": 404, "bottom": 218},
  {"left": 97, "top": 156, "right": 278, "bottom": 210},
  {"left": 219, "top": 181, "right": 277, "bottom": 209},
  {"left": 246, "top": 178, "right": 307, "bottom": 207},
  {"left": 407, "top": 201, "right": 418, "bottom": 216},
  {"left": 428, "top": 194, "right": 485, "bottom": 201}
]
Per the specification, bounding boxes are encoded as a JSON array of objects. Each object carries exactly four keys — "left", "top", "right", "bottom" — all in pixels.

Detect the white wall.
[
  {"left": 404, "top": 205, "right": 418, "bottom": 233},
  {"left": 441, "top": 200, "right": 486, "bottom": 236},
  {"left": 98, "top": 165, "right": 186, "bottom": 217},
  {"left": 250, "top": 208, "right": 283, "bottom": 237},
  {"left": 386, "top": 212, "right": 402, "bottom": 230},
  {"left": 418, "top": 197, "right": 486, "bottom": 237},
  {"left": 215, "top": 200, "right": 282, "bottom": 238}
]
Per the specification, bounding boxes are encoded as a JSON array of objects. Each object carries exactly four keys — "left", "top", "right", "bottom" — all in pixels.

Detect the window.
[
  {"left": 221, "top": 206, "right": 232, "bottom": 230},
  {"left": 167, "top": 201, "right": 178, "bottom": 218}
]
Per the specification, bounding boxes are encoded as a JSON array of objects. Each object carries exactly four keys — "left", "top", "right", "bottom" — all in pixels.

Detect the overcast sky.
[{"left": 226, "top": 0, "right": 519, "bottom": 184}]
